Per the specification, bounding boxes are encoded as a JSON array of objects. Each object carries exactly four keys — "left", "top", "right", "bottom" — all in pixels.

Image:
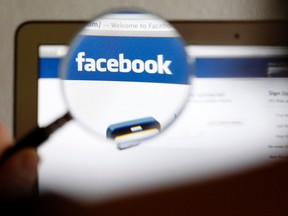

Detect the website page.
[
  {"left": 38, "top": 44, "right": 288, "bottom": 200},
  {"left": 37, "top": 14, "right": 288, "bottom": 201}
]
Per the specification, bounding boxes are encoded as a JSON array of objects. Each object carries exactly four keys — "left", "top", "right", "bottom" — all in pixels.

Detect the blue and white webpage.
[{"left": 38, "top": 17, "right": 288, "bottom": 201}]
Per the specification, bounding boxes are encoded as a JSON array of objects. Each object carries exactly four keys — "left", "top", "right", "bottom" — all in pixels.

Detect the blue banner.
[
  {"left": 39, "top": 50, "right": 288, "bottom": 79},
  {"left": 39, "top": 58, "right": 60, "bottom": 78},
  {"left": 62, "top": 36, "right": 190, "bottom": 84},
  {"left": 195, "top": 57, "right": 288, "bottom": 78}
]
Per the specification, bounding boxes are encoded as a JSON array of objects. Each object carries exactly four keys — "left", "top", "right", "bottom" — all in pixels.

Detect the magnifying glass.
[{"left": 0, "top": 9, "right": 191, "bottom": 163}]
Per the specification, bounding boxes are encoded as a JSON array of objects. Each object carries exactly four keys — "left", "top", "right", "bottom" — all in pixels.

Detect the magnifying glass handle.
[{"left": 0, "top": 112, "right": 72, "bottom": 165}]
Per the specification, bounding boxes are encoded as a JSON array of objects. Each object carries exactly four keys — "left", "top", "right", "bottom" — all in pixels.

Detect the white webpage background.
[{"left": 38, "top": 45, "right": 288, "bottom": 201}]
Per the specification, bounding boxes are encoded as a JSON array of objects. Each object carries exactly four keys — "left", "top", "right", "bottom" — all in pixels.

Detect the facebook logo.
[
  {"left": 63, "top": 35, "right": 190, "bottom": 85},
  {"left": 75, "top": 52, "right": 172, "bottom": 75}
]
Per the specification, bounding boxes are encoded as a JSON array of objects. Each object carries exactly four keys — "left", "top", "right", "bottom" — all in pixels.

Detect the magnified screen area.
[{"left": 61, "top": 12, "right": 190, "bottom": 144}]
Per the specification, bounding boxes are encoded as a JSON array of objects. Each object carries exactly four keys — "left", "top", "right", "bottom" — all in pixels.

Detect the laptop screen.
[{"left": 38, "top": 36, "right": 288, "bottom": 201}]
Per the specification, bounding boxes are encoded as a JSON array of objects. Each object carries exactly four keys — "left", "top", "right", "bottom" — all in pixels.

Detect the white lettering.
[
  {"left": 145, "top": 60, "right": 158, "bottom": 74},
  {"left": 107, "top": 59, "right": 118, "bottom": 72},
  {"left": 75, "top": 52, "right": 85, "bottom": 71},
  {"left": 132, "top": 59, "right": 144, "bottom": 73},
  {"left": 119, "top": 54, "right": 131, "bottom": 73},
  {"left": 75, "top": 52, "right": 172, "bottom": 75},
  {"left": 96, "top": 58, "right": 107, "bottom": 72},
  {"left": 84, "top": 58, "right": 95, "bottom": 72},
  {"left": 157, "top": 55, "right": 172, "bottom": 74}
]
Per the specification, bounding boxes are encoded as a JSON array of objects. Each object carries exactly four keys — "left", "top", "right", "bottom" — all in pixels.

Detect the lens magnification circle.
[{"left": 61, "top": 9, "right": 191, "bottom": 149}]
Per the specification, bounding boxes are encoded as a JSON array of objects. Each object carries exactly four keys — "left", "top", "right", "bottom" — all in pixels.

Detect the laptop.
[{"left": 15, "top": 18, "right": 288, "bottom": 201}]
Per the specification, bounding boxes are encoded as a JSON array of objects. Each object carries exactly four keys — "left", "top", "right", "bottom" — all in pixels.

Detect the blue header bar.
[
  {"left": 39, "top": 48, "right": 288, "bottom": 79},
  {"left": 195, "top": 57, "right": 288, "bottom": 78},
  {"left": 39, "top": 58, "right": 60, "bottom": 78},
  {"left": 62, "top": 36, "right": 190, "bottom": 85}
]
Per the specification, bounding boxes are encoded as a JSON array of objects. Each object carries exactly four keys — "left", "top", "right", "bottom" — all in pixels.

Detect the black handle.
[
  {"left": 0, "top": 127, "right": 48, "bottom": 164},
  {"left": 0, "top": 112, "right": 72, "bottom": 165}
]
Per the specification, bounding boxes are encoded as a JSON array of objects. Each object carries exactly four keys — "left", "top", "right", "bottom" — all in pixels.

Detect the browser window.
[
  {"left": 38, "top": 44, "right": 288, "bottom": 200},
  {"left": 37, "top": 13, "right": 288, "bottom": 201}
]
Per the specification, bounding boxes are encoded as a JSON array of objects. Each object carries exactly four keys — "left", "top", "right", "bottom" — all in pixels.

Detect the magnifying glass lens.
[{"left": 61, "top": 10, "right": 191, "bottom": 149}]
